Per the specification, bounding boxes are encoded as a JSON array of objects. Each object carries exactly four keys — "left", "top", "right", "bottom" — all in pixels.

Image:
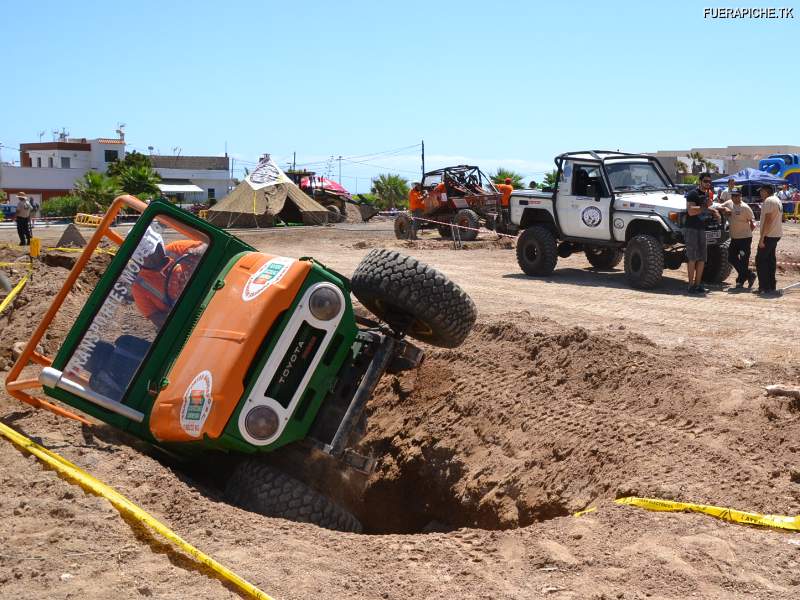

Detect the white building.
[{"left": 150, "top": 155, "right": 230, "bottom": 204}]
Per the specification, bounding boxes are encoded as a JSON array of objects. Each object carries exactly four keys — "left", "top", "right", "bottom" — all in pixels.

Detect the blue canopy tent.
[{"left": 713, "top": 168, "right": 787, "bottom": 186}]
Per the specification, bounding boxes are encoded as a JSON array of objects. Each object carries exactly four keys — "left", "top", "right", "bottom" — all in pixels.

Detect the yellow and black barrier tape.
[
  {"left": 0, "top": 422, "right": 274, "bottom": 599},
  {"left": 616, "top": 496, "right": 800, "bottom": 531},
  {"left": 46, "top": 246, "right": 117, "bottom": 255},
  {"left": 0, "top": 273, "right": 29, "bottom": 314}
]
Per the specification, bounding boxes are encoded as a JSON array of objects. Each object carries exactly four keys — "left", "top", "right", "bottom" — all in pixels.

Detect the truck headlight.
[
  {"left": 309, "top": 286, "right": 341, "bottom": 321},
  {"left": 244, "top": 405, "right": 279, "bottom": 441}
]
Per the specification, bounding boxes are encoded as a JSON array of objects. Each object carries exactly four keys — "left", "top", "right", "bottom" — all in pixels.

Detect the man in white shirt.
[
  {"left": 755, "top": 185, "right": 783, "bottom": 296},
  {"left": 718, "top": 178, "right": 736, "bottom": 203},
  {"left": 718, "top": 189, "right": 756, "bottom": 289},
  {"left": 14, "top": 192, "right": 32, "bottom": 246}
]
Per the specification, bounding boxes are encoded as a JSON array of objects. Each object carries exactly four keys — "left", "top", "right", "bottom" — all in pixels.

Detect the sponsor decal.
[
  {"left": 242, "top": 257, "right": 294, "bottom": 302},
  {"left": 245, "top": 155, "right": 290, "bottom": 190},
  {"left": 581, "top": 206, "right": 603, "bottom": 228},
  {"left": 614, "top": 218, "right": 625, "bottom": 229},
  {"left": 180, "top": 370, "right": 213, "bottom": 437}
]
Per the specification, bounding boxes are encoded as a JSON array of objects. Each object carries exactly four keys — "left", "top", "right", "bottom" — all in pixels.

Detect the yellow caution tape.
[
  {"left": 616, "top": 496, "right": 800, "bottom": 531},
  {"left": 0, "top": 273, "right": 29, "bottom": 314},
  {"left": 46, "top": 246, "right": 116, "bottom": 255},
  {"left": 0, "top": 422, "right": 274, "bottom": 600},
  {"left": 573, "top": 506, "right": 597, "bottom": 518}
]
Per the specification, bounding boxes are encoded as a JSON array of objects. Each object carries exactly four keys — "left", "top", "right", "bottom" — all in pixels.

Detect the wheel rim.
[{"left": 524, "top": 243, "right": 539, "bottom": 263}]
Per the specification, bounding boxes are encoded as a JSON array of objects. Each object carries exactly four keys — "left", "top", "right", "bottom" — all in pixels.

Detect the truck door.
[{"left": 555, "top": 161, "right": 612, "bottom": 240}]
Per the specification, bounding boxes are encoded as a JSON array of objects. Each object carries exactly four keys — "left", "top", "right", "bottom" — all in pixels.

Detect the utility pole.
[
  {"left": 338, "top": 155, "right": 342, "bottom": 184},
  {"left": 292, "top": 151, "right": 296, "bottom": 171},
  {"left": 421, "top": 139, "right": 425, "bottom": 182}
]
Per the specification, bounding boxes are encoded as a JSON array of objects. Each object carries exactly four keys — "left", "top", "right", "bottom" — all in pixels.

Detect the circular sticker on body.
[
  {"left": 582, "top": 206, "right": 603, "bottom": 228},
  {"left": 180, "top": 370, "right": 213, "bottom": 437},
  {"left": 242, "top": 257, "right": 294, "bottom": 302}
]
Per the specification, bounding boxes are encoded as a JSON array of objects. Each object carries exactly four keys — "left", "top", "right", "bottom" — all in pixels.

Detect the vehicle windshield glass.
[
  {"left": 62, "top": 215, "right": 210, "bottom": 403},
  {"left": 606, "top": 161, "right": 669, "bottom": 191},
  {"left": 423, "top": 173, "right": 442, "bottom": 188}
]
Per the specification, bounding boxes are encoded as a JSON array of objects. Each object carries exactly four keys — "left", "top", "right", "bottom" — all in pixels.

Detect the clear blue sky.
[{"left": 2, "top": 0, "right": 797, "bottom": 189}]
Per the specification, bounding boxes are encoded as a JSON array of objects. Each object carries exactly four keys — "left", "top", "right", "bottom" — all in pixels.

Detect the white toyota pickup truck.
[{"left": 510, "top": 151, "right": 730, "bottom": 289}]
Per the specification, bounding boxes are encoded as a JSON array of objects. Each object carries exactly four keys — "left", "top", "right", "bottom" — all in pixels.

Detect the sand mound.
[{"left": 356, "top": 313, "right": 798, "bottom": 533}]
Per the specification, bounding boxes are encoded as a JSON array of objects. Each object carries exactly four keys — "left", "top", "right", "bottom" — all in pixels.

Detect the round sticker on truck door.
[
  {"left": 581, "top": 206, "right": 603, "bottom": 228},
  {"left": 180, "top": 370, "right": 213, "bottom": 437},
  {"left": 242, "top": 257, "right": 294, "bottom": 301}
]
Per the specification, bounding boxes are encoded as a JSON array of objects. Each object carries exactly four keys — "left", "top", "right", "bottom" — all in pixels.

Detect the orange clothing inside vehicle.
[
  {"left": 496, "top": 183, "right": 513, "bottom": 207},
  {"left": 132, "top": 239, "right": 203, "bottom": 319},
  {"left": 408, "top": 189, "right": 424, "bottom": 211}
]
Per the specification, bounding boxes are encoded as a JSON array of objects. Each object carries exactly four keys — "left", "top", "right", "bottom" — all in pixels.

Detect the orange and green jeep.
[{"left": 5, "top": 195, "right": 476, "bottom": 532}]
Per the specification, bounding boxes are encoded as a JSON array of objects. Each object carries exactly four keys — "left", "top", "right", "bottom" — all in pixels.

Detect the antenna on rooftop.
[
  {"left": 115, "top": 122, "right": 126, "bottom": 140},
  {"left": 37, "top": 131, "right": 45, "bottom": 142}
]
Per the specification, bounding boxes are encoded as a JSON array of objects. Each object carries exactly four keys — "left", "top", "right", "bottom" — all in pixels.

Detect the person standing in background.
[
  {"left": 14, "top": 192, "right": 32, "bottom": 246},
  {"left": 718, "top": 189, "right": 756, "bottom": 289},
  {"left": 755, "top": 184, "right": 783, "bottom": 296}
]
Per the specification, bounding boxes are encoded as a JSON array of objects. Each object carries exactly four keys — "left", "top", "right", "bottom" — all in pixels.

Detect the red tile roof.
[{"left": 96, "top": 138, "right": 125, "bottom": 145}]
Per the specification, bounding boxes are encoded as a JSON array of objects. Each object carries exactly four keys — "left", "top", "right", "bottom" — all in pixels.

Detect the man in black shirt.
[{"left": 684, "top": 174, "right": 720, "bottom": 294}]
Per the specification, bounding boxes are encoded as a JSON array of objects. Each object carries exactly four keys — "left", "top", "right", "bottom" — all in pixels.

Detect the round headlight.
[
  {"left": 309, "top": 286, "right": 341, "bottom": 321},
  {"left": 244, "top": 405, "right": 279, "bottom": 441}
]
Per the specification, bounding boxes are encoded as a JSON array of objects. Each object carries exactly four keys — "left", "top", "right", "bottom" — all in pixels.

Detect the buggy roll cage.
[{"left": 422, "top": 165, "right": 499, "bottom": 194}]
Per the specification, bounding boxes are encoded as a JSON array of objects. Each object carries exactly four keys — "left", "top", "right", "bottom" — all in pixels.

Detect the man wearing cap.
[
  {"left": 755, "top": 184, "right": 783, "bottom": 296},
  {"left": 14, "top": 192, "right": 32, "bottom": 246},
  {"left": 132, "top": 239, "right": 207, "bottom": 326},
  {"left": 718, "top": 189, "right": 756, "bottom": 289},
  {"left": 718, "top": 177, "right": 736, "bottom": 203}
]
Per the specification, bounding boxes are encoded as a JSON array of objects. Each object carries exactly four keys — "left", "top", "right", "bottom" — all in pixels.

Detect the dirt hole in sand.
[{"left": 345, "top": 315, "right": 700, "bottom": 535}]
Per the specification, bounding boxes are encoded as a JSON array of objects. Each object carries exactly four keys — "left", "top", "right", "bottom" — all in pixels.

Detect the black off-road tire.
[
  {"left": 326, "top": 205, "right": 343, "bottom": 223},
  {"left": 225, "top": 460, "right": 362, "bottom": 533},
  {"left": 350, "top": 249, "right": 476, "bottom": 348},
  {"left": 437, "top": 223, "right": 453, "bottom": 239},
  {"left": 516, "top": 226, "right": 558, "bottom": 276},
  {"left": 703, "top": 240, "right": 733, "bottom": 284},
  {"left": 454, "top": 209, "right": 479, "bottom": 241},
  {"left": 394, "top": 213, "right": 413, "bottom": 239},
  {"left": 624, "top": 234, "right": 664, "bottom": 289},
  {"left": 585, "top": 246, "right": 623, "bottom": 270}
]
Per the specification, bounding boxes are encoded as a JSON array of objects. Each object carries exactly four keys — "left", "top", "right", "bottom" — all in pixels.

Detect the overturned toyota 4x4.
[
  {"left": 510, "top": 151, "right": 731, "bottom": 289},
  {"left": 5, "top": 196, "right": 476, "bottom": 532}
]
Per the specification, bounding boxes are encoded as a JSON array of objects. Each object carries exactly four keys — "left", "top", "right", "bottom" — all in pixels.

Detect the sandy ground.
[{"left": 1, "top": 221, "right": 800, "bottom": 599}]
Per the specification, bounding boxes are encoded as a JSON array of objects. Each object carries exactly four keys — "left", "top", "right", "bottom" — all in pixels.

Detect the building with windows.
[
  {"left": 0, "top": 130, "right": 230, "bottom": 207},
  {"left": 150, "top": 155, "right": 230, "bottom": 205},
  {"left": 0, "top": 134, "right": 127, "bottom": 205}
]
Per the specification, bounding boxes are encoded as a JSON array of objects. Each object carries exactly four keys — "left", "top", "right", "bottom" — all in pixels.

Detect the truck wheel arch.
[
  {"left": 625, "top": 218, "right": 668, "bottom": 244},
  {"left": 519, "top": 208, "right": 557, "bottom": 232}
]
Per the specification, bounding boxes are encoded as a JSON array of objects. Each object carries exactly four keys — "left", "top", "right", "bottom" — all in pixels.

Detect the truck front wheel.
[
  {"left": 703, "top": 240, "right": 732, "bottom": 284},
  {"left": 351, "top": 249, "right": 477, "bottom": 348},
  {"left": 585, "top": 246, "right": 623, "bottom": 270},
  {"left": 624, "top": 234, "right": 664, "bottom": 289},
  {"left": 454, "top": 209, "right": 479, "bottom": 241},
  {"left": 225, "top": 460, "right": 362, "bottom": 533},
  {"left": 516, "top": 226, "right": 558, "bottom": 276}
]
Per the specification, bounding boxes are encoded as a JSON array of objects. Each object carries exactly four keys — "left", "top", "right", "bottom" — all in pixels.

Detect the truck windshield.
[
  {"left": 606, "top": 162, "right": 669, "bottom": 192},
  {"left": 62, "top": 215, "right": 209, "bottom": 403}
]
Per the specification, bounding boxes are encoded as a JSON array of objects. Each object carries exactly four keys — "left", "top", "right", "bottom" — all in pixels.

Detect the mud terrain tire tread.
[
  {"left": 585, "top": 246, "right": 624, "bottom": 270},
  {"left": 454, "top": 209, "right": 479, "bottom": 241},
  {"left": 326, "top": 205, "right": 343, "bottom": 223},
  {"left": 225, "top": 460, "right": 362, "bottom": 533},
  {"left": 437, "top": 224, "right": 453, "bottom": 239},
  {"left": 516, "top": 226, "right": 558, "bottom": 276},
  {"left": 702, "top": 240, "right": 733, "bottom": 284},
  {"left": 624, "top": 234, "right": 664, "bottom": 289},
  {"left": 394, "top": 213, "right": 413, "bottom": 239},
  {"left": 350, "top": 249, "right": 477, "bottom": 348}
]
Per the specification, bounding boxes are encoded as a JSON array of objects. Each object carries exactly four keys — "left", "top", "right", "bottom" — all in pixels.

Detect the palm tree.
[
  {"left": 688, "top": 151, "right": 719, "bottom": 174},
  {"left": 542, "top": 169, "right": 559, "bottom": 190},
  {"left": 676, "top": 160, "right": 689, "bottom": 174},
  {"left": 73, "top": 171, "right": 120, "bottom": 213},
  {"left": 117, "top": 164, "right": 162, "bottom": 199},
  {"left": 371, "top": 174, "right": 409, "bottom": 209},
  {"left": 490, "top": 168, "right": 525, "bottom": 189}
]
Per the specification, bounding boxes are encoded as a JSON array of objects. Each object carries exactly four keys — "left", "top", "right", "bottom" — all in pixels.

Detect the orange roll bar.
[{"left": 4, "top": 195, "right": 147, "bottom": 424}]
